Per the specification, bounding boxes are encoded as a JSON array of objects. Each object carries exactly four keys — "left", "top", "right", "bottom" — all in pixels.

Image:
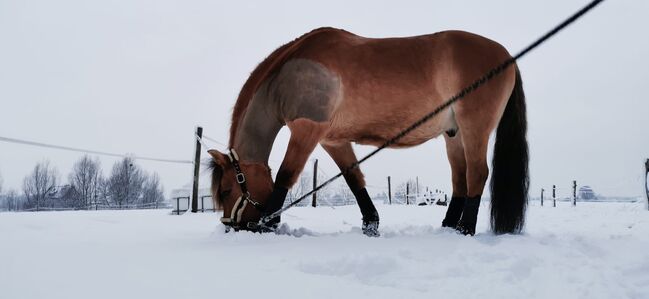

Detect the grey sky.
[{"left": 1, "top": 0, "right": 647, "bottom": 198}]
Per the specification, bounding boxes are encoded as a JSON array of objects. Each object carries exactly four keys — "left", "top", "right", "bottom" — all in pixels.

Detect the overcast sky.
[{"left": 1, "top": 0, "right": 647, "bottom": 199}]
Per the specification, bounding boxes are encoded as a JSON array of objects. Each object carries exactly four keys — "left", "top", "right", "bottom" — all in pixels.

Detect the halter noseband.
[{"left": 219, "top": 149, "right": 268, "bottom": 232}]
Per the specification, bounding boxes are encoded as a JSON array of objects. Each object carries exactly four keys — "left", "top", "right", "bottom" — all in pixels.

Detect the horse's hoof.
[
  {"left": 257, "top": 224, "right": 278, "bottom": 233},
  {"left": 441, "top": 218, "right": 459, "bottom": 229},
  {"left": 362, "top": 220, "right": 380, "bottom": 237},
  {"left": 456, "top": 221, "right": 476, "bottom": 236}
]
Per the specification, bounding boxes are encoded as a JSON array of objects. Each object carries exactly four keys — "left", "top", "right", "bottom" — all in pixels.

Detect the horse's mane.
[{"left": 229, "top": 27, "right": 335, "bottom": 148}]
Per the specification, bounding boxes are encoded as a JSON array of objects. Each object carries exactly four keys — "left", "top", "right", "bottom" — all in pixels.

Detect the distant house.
[{"left": 578, "top": 186, "right": 597, "bottom": 200}]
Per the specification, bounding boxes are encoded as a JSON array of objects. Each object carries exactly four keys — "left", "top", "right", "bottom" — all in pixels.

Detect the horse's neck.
[{"left": 231, "top": 91, "right": 283, "bottom": 163}]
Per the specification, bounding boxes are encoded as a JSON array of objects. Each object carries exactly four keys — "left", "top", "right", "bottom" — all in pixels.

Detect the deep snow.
[{"left": 1, "top": 201, "right": 648, "bottom": 299}]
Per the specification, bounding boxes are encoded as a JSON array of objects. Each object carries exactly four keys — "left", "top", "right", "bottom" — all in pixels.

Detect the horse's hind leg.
[
  {"left": 441, "top": 132, "right": 468, "bottom": 229},
  {"left": 456, "top": 128, "right": 490, "bottom": 236},
  {"left": 321, "top": 142, "right": 380, "bottom": 237}
]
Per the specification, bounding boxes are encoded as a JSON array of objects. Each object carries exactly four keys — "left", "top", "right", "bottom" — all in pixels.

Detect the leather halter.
[{"left": 219, "top": 149, "right": 267, "bottom": 232}]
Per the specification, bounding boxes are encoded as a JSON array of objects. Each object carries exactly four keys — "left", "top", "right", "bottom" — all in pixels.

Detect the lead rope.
[{"left": 259, "top": 0, "right": 606, "bottom": 226}]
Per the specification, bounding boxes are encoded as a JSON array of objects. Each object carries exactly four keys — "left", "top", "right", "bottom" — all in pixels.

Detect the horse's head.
[{"left": 208, "top": 149, "right": 274, "bottom": 230}]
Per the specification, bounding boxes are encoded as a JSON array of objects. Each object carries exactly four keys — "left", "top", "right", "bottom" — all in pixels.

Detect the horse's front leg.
[
  {"left": 265, "top": 118, "right": 329, "bottom": 225},
  {"left": 322, "top": 142, "right": 380, "bottom": 237}
]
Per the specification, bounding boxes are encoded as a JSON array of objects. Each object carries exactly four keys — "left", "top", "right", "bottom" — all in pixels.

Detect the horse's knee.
[
  {"left": 275, "top": 168, "right": 299, "bottom": 189},
  {"left": 343, "top": 169, "right": 366, "bottom": 191}
]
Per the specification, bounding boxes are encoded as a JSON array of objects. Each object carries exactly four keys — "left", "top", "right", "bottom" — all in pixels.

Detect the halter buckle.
[{"left": 236, "top": 173, "right": 246, "bottom": 184}]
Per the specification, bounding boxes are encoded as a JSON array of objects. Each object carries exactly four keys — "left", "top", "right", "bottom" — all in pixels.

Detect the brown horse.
[{"left": 209, "top": 27, "right": 528, "bottom": 236}]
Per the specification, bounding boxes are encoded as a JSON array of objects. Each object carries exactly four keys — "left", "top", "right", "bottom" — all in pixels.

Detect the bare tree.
[
  {"left": 141, "top": 173, "right": 165, "bottom": 208},
  {"left": 337, "top": 182, "right": 354, "bottom": 205},
  {"left": 0, "top": 171, "right": 3, "bottom": 196},
  {"left": 69, "top": 155, "right": 102, "bottom": 209},
  {"left": 107, "top": 157, "right": 145, "bottom": 208},
  {"left": 287, "top": 170, "right": 312, "bottom": 207},
  {"left": 1, "top": 190, "right": 20, "bottom": 211},
  {"left": 97, "top": 175, "right": 111, "bottom": 208},
  {"left": 23, "top": 160, "right": 59, "bottom": 211}
]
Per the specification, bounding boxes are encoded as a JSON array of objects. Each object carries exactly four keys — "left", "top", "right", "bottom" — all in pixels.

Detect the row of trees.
[{"left": 0, "top": 156, "right": 165, "bottom": 211}]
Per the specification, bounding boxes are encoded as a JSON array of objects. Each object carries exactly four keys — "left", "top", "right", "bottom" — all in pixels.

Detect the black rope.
[{"left": 260, "top": 0, "right": 606, "bottom": 225}]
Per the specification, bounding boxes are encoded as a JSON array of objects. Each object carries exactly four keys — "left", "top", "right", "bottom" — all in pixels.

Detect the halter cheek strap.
[{"left": 219, "top": 149, "right": 267, "bottom": 231}]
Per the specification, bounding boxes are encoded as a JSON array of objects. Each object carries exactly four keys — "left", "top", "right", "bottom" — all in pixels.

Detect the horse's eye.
[{"left": 221, "top": 190, "right": 232, "bottom": 197}]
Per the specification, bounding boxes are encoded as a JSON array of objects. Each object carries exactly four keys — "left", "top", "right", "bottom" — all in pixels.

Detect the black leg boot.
[
  {"left": 352, "top": 188, "right": 380, "bottom": 237},
  {"left": 263, "top": 187, "right": 288, "bottom": 229},
  {"left": 456, "top": 195, "right": 481, "bottom": 236},
  {"left": 441, "top": 196, "right": 466, "bottom": 229}
]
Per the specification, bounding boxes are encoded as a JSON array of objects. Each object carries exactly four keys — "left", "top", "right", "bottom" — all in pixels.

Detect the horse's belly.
[{"left": 326, "top": 106, "right": 453, "bottom": 148}]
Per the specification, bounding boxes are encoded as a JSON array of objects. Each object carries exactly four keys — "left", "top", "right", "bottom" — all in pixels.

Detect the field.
[{"left": 1, "top": 201, "right": 648, "bottom": 299}]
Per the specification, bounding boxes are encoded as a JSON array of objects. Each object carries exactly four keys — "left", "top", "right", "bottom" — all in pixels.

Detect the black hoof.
[
  {"left": 441, "top": 219, "right": 458, "bottom": 229},
  {"left": 264, "top": 214, "right": 281, "bottom": 227},
  {"left": 441, "top": 197, "right": 466, "bottom": 229},
  {"left": 455, "top": 195, "right": 481, "bottom": 236},
  {"left": 362, "top": 220, "right": 380, "bottom": 237},
  {"left": 456, "top": 221, "right": 476, "bottom": 236},
  {"left": 257, "top": 223, "right": 278, "bottom": 233}
]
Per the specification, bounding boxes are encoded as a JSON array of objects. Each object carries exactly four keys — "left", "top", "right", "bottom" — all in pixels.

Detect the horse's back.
[{"left": 278, "top": 28, "right": 516, "bottom": 147}]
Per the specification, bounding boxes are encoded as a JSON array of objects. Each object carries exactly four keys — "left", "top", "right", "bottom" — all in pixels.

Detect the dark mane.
[{"left": 228, "top": 27, "right": 336, "bottom": 148}]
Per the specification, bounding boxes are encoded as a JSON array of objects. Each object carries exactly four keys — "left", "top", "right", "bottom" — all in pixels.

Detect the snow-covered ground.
[{"left": 1, "top": 201, "right": 648, "bottom": 299}]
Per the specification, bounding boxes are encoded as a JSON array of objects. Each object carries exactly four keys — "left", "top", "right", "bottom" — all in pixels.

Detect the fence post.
[
  {"left": 406, "top": 182, "right": 410, "bottom": 205},
  {"left": 552, "top": 185, "right": 556, "bottom": 207},
  {"left": 541, "top": 188, "right": 544, "bottom": 207},
  {"left": 645, "top": 159, "right": 649, "bottom": 211},
  {"left": 387, "top": 176, "right": 392, "bottom": 205},
  {"left": 191, "top": 126, "right": 203, "bottom": 213},
  {"left": 573, "top": 180, "right": 577, "bottom": 206},
  {"left": 176, "top": 197, "right": 180, "bottom": 215},
  {"left": 312, "top": 159, "right": 318, "bottom": 207}
]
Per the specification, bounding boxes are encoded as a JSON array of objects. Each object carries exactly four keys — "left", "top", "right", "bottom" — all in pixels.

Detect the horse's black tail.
[{"left": 490, "top": 67, "right": 529, "bottom": 234}]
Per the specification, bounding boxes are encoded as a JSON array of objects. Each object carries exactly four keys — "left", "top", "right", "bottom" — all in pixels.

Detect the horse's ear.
[{"left": 208, "top": 149, "right": 228, "bottom": 169}]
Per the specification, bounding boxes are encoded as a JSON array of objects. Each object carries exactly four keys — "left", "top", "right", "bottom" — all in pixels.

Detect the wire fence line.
[
  {"left": 3, "top": 202, "right": 170, "bottom": 213},
  {"left": 0, "top": 135, "right": 192, "bottom": 164},
  {"left": 202, "top": 134, "right": 228, "bottom": 147}
]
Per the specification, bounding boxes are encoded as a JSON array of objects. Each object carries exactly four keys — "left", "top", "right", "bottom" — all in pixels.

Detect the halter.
[{"left": 219, "top": 149, "right": 268, "bottom": 232}]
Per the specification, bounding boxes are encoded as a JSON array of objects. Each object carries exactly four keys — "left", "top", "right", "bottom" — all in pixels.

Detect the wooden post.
[
  {"left": 406, "top": 182, "right": 410, "bottom": 205},
  {"left": 312, "top": 159, "right": 318, "bottom": 207},
  {"left": 645, "top": 159, "right": 649, "bottom": 211},
  {"left": 573, "top": 180, "right": 577, "bottom": 206},
  {"left": 387, "top": 176, "right": 392, "bottom": 205},
  {"left": 541, "top": 188, "right": 544, "bottom": 207},
  {"left": 552, "top": 185, "right": 556, "bottom": 207},
  {"left": 191, "top": 126, "right": 203, "bottom": 213}
]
